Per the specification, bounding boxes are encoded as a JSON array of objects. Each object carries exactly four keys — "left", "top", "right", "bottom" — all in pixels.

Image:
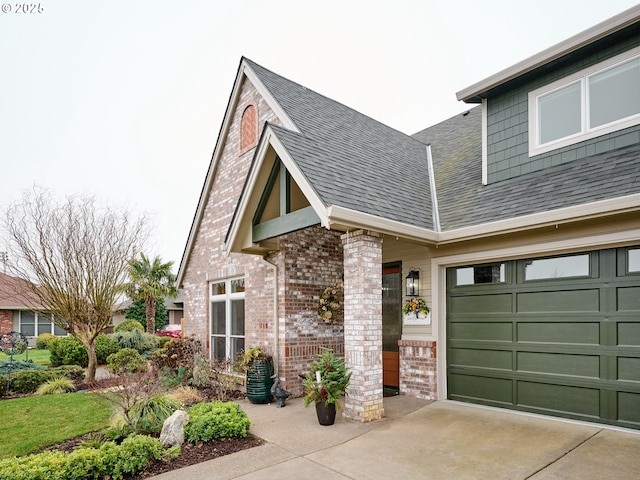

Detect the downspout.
[
  {"left": 261, "top": 257, "right": 279, "bottom": 374},
  {"left": 426, "top": 144, "right": 441, "bottom": 233}
]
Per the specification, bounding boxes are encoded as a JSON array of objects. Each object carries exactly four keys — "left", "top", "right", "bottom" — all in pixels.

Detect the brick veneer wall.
[
  {"left": 0, "top": 310, "right": 12, "bottom": 333},
  {"left": 342, "top": 229, "right": 384, "bottom": 422},
  {"left": 181, "top": 77, "right": 280, "bottom": 357},
  {"left": 399, "top": 340, "right": 437, "bottom": 400},
  {"left": 267, "top": 225, "right": 344, "bottom": 395}
]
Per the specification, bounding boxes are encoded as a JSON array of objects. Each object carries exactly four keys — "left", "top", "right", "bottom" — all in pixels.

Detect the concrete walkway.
[{"left": 150, "top": 396, "right": 640, "bottom": 480}]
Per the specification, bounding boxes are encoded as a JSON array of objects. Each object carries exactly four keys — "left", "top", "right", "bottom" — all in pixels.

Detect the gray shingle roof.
[
  {"left": 413, "top": 107, "right": 640, "bottom": 230},
  {"left": 246, "top": 59, "right": 434, "bottom": 229}
]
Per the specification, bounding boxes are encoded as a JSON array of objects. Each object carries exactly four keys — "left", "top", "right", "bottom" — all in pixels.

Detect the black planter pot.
[
  {"left": 246, "top": 357, "right": 274, "bottom": 404},
  {"left": 315, "top": 401, "right": 337, "bottom": 426}
]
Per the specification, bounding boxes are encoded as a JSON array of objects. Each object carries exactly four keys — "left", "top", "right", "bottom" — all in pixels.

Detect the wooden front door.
[{"left": 382, "top": 263, "right": 402, "bottom": 388}]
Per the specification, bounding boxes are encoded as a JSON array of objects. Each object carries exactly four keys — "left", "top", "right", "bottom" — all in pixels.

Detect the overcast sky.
[{"left": 1, "top": 0, "right": 638, "bottom": 271}]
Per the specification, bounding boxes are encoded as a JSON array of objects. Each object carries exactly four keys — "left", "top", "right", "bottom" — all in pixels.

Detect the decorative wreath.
[
  {"left": 403, "top": 297, "right": 429, "bottom": 316},
  {"left": 318, "top": 284, "right": 343, "bottom": 324}
]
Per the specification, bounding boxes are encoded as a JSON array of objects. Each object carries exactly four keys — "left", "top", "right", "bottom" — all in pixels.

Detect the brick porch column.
[{"left": 341, "top": 229, "right": 384, "bottom": 422}]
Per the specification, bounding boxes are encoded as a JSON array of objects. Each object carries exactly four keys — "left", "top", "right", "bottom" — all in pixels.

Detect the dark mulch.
[
  {"left": 44, "top": 377, "right": 264, "bottom": 479},
  {"left": 48, "top": 432, "right": 264, "bottom": 479}
]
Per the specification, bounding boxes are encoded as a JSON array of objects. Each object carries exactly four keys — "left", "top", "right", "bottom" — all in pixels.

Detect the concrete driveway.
[{"left": 151, "top": 396, "right": 640, "bottom": 480}]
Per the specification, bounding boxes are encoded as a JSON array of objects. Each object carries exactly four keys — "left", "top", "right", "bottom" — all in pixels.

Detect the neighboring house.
[
  {"left": 111, "top": 295, "right": 184, "bottom": 329},
  {"left": 178, "top": 6, "right": 640, "bottom": 428},
  {"left": 0, "top": 272, "right": 67, "bottom": 346}
]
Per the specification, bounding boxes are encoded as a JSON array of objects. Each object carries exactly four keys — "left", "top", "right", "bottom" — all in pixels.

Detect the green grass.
[
  {"left": 0, "top": 349, "right": 51, "bottom": 366},
  {"left": 0, "top": 392, "right": 111, "bottom": 458}
]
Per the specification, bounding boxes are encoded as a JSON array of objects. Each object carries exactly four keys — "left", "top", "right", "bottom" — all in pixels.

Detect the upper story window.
[
  {"left": 529, "top": 46, "right": 640, "bottom": 157},
  {"left": 240, "top": 105, "right": 257, "bottom": 152}
]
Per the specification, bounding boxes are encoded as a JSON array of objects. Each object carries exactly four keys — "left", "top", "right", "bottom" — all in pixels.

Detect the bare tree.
[{"left": 3, "top": 188, "right": 147, "bottom": 380}]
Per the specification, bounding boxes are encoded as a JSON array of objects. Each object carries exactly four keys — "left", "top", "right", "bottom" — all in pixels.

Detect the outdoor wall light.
[{"left": 405, "top": 269, "right": 420, "bottom": 297}]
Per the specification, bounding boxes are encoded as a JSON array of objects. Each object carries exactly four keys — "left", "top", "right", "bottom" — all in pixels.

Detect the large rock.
[{"left": 159, "top": 409, "right": 189, "bottom": 447}]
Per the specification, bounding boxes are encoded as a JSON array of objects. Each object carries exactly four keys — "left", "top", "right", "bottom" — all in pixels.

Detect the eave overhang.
[{"left": 456, "top": 5, "right": 640, "bottom": 103}]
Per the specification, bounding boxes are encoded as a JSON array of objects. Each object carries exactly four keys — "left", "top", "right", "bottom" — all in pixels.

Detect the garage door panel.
[
  {"left": 449, "top": 293, "right": 512, "bottom": 313},
  {"left": 518, "top": 322, "right": 600, "bottom": 344},
  {"left": 618, "top": 357, "right": 640, "bottom": 382},
  {"left": 518, "top": 352, "right": 600, "bottom": 378},
  {"left": 449, "top": 322, "right": 512, "bottom": 341},
  {"left": 517, "top": 289, "right": 600, "bottom": 313},
  {"left": 448, "top": 374, "right": 513, "bottom": 404},
  {"left": 449, "top": 348, "right": 512, "bottom": 370},
  {"left": 618, "top": 322, "right": 640, "bottom": 346},
  {"left": 618, "top": 392, "right": 640, "bottom": 425},
  {"left": 517, "top": 381, "right": 601, "bottom": 417},
  {"left": 617, "top": 286, "right": 640, "bottom": 311}
]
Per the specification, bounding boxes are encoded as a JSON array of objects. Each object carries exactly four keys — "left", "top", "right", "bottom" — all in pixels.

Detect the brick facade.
[
  {"left": 0, "top": 310, "right": 12, "bottom": 333},
  {"left": 399, "top": 340, "right": 437, "bottom": 399},
  {"left": 342, "top": 229, "right": 384, "bottom": 422},
  {"left": 267, "top": 225, "right": 344, "bottom": 395},
  {"left": 181, "top": 77, "right": 280, "bottom": 358}
]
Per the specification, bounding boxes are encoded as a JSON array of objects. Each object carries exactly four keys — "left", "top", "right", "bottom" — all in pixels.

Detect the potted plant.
[
  {"left": 240, "top": 346, "right": 274, "bottom": 404},
  {"left": 303, "top": 348, "right": 351, "bottom": 425}
]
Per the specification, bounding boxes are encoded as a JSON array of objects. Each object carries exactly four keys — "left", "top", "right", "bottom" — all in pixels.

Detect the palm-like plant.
[{"left": 124, "top": 253, "right": 177, "bottom": 333}]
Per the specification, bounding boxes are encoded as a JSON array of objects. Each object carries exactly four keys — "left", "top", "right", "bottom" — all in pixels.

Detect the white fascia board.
[
  {"left": 438, "top": 193, "right": 640, "bottom": 244},
  {"left": 326, "top": 205, "right": 439, "bottom": 243},
  {"left": 224, "top": 125, "right": 330, "bottom": 254},
  {"left": 268, "top": 131, "right": 329, "bottom": 227},
  {"left": 242, "top": 63, "right": 299, "bottom": 133},
  {"left": 456, "top": 5, "right": 640, "bottom": 103},
  {"left": 178, "top": 59, "right": 298, "bottom": 285}
]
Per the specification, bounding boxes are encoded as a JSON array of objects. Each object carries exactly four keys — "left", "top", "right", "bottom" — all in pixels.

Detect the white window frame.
[
  {"left": 19, "top": 311, "right": 67, "bottom": 337},
  {"left": 209, "top": 277, "right": 245, "bottom": 363},
  {"left": 528, "top": 45, "right": 640, "bottom": 157}
]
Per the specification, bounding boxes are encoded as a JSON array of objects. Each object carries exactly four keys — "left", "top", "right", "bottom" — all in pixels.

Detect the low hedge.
[
  {"left": 0, "top": 434, "right": 180, "bottom": 480},
  {"left": 3, "top": 365, "right": 85, "bottom": 396},
  {"left": 185, "top": 401, "right": 251, "bottom": 442}
]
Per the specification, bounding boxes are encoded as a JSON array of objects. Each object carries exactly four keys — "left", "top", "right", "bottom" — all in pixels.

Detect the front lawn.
[
  {"left": 0, "top": 349, "right": 51, "bottom": 366},
  {"left": 0, "top": 392, "right": 111, "bottom": 458}
]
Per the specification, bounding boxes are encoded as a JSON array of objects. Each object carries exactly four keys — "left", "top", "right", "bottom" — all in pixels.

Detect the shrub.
[
  {"left": 36, "top": 332, "right": 58, "bottom": 350},
  {"left": 110, "top": 329, "right": 157, "bottom": 354},
  {"left": 49, "top": 336, "right": 88, "bottom": 367},
  {"left": 107, "top": 348, "right": 147, "bottom": 375},
  {"left": 130, "top": 394, "right": 179, "bottom": 435},
  {"left": 35, "top": 376, "right": 75, "bottom": 395},
  {"left": 95, "top": 334, "right": 120, "bottom": 364},
  {"left": 0, "top": 434, "right": 180, "bottom": 480},
  {"left": 114, "top": 319, "right": 144, "bottom": 333},
  {"left": 152, "top": 337, "right": 201, "bottom": 376},
  {"left": 167, "top": 385, "right": 204, "bottom": 407},
  {"left": 185, "top": 401, "right": 251, "bottom": 442},
  {"left": 8, "top": 365, "right": 85, "bottom": 394},
  {"left": 0, "top": 359, "right": 47, "bottom": 374},
  {"left": 189, "top": 353, "right": 211, "bottom": 388},
  {"left": 0, "top": 374, "right": 7, "bottom": 397}
]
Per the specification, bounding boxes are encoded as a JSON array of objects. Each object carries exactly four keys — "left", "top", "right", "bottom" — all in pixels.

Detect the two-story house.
[{"left": 178, "top": 6, "right": 640, "bottom": 429}]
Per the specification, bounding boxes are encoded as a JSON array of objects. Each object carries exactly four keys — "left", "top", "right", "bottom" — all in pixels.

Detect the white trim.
[
  {"left": 224, "top": 125, "right": 330, "bottom": 255},
  {"left": 528, "top": 46, "right": 640, "bottom": 157},
  {"left": 426, "top": 145, "right": 441, "bottom": 232},
  {"left": 437, "top": 193, "right": 640, "bottom": 244},
  {"left": 481, "top": 99, "right": 488, "bottom": 185},
  {"left": 456, "top": 5, "right": 640, "bottom": 102},
  {"left": 432, "top": 227, "right": 640, "bottom": 401},
  {"left": 326, "top": 205, "right": 439, "bottom": 243},
  {"left": 177, "top": 59, "right": 299, "bottom": 286}
]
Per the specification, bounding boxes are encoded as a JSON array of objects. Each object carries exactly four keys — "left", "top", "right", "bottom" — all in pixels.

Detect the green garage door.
[{"left": 447, "top": 246, "right": 640, "bottom": 430}]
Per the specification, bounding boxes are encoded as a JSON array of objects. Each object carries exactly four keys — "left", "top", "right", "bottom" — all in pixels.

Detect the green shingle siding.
[{"left": 486, "top": 30, "right": 640, "bottom": 184}]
